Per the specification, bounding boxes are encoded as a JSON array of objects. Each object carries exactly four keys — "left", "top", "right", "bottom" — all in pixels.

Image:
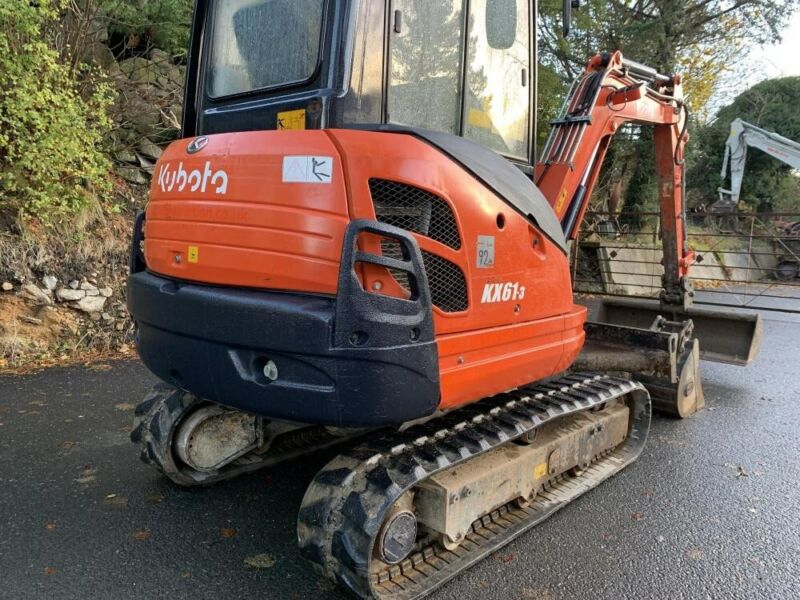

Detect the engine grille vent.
[
  {"left": 381, "top": 240, "right": 469, "bottom": 313},
  {"left": 369, "top": 179, "right": 461, "bottom": 250}
]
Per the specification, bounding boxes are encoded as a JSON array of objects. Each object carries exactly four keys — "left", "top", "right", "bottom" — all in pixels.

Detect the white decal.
[
  {"left": 477, "top": 235, "right": 495, "bottom": 269},
  {"left": 282, "top": 156, "right": 333, "bottom": 184},
  {"left": 481, "top": 282, "right": 526, "bottom": 304},
  {"left": 157, "top": 161, "right": 230, "bottom": 195}
]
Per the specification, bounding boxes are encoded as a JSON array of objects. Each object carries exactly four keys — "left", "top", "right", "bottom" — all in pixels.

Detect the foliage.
[
  {"left": 537, "top": 0, "right": 798, "bottom": 214},
  {"left": 536, "top": 63, "right": 568, "bottom": 151},
  {"left": 689, "top": 76, "right": 800, "bottom": 209},
  {"left": 0, "top": 0, "right": 114, "bottom": 221},
  {"left": 102, "top": 0, "right": 193, "bottom": 57}
]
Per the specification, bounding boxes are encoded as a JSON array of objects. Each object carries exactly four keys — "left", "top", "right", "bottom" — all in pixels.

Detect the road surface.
[{"left": 1, "top": 314, "right": 799, "bottom": 599}]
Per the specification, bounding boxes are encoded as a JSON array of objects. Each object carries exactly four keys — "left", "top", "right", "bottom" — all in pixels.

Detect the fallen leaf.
[
  {"left": 59, "top": 441, "right": 76, "bottom": 450},
  {"left": 244, "top": 553, "right": 276, "bottom": 569},
  {"left": 45, "top": 523, "right": 57, "bottom": 531},
  {"left": 44, "top": 567, "right": 57, "bottom": 576},
  {"left": 180, "top": 571, "right": 191, "bottom": 579},
  {"left": 520, "top": 588, "right": 554, "bottom": 600},
  {"left": 114, "top": 403, "right": 135, "bottom": 411},
  {"left": 631, "top": 512, "right": 645, "bottom": 522},
  {"left": 75, "top": 467, "right": 97, "bottom": 485},
  {"left": 133, "top": 529, "right": 151, "bottom": 541},
  {"left": 498, "top": 553, "right": 516, "bottom": 564},
  {"left": 685, "top": 548, "right": 704, "bottom": 560},
  {"left": 88, "top": 364, "right": 112, "bottom": 372},
  {"left": 144, "top": 493, "right": 166, "bottom": 505},
  {"left": 220, "top": 527, "right": 237, "bottom": 539},
  {"left": 105, "top": 494, "right": 129, "bottom": 508}
]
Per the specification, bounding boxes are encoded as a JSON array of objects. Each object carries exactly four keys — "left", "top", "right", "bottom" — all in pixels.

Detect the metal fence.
[{"left": 572, "top": 210, "right": 800, "bottom": 314}]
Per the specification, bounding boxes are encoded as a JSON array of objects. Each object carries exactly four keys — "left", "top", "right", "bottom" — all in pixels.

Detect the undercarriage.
[{"left": 131, "top": 374, "right": 649, "bottom": 598}]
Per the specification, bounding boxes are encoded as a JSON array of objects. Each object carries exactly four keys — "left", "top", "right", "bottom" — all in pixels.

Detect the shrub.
[
  {"left": 103, "top": 0, "right": 193, "bottom": 58},
  {"left": 0, "top": 0, "right": 114, "bottom": 222}
]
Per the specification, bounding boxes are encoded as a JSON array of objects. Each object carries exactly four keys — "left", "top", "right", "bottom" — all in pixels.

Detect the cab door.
[
  {"left": 387, "top": 0, "right": 533, "bottom": 164},
  {"left": 386, "top": 0, "right": 467, "bottom": 136},
  {"left": 462, "top": 0, "right": 533, "bottom": 161}
]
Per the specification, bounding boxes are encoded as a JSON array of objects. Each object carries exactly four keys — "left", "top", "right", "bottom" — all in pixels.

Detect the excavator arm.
[
  {"left": 535, "top": 51, "right": 693, "bottom": 307},
  {"left": 538, "top": 52, "right": 762, "bottom": 418},
  {"left": 719, "top": 118, "right": 800, "bottom": 207}
]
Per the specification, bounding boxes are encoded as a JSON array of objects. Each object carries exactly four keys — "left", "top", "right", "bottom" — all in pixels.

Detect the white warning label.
[
  {"left": 282, "top": 156, "right": 334, "bottom": 184},
  {"left": 477, "top": 235, "right": 495, "bottom": 268}
]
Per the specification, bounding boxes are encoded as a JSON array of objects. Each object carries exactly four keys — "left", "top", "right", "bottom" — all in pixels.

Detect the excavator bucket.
[
  {"left": 583, "top": 297, "right": 762, "bottom": 365},
  {"left": 574, "top": 296, "right": 761, "bottom": 418}
]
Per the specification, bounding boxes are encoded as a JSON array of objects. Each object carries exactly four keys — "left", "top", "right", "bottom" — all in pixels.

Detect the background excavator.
[
  {"left": 127, "top": 1, "right": 762, "bottom": 597},
  {"left": 715, "top": 118, "right": 800, "bottom": 279}
]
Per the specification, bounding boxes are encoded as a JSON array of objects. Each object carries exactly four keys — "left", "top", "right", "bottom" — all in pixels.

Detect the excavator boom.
[
  {"left": 536, "top": 51, "right": 692, "bottom": 305},
  {"left": 532, "top": 52, "right": 761, "bottom": 416}
]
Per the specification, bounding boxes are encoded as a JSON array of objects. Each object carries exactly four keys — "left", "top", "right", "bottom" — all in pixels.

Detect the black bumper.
[{"left": 127, "top": 219, "right": 440, "bottom": 428}]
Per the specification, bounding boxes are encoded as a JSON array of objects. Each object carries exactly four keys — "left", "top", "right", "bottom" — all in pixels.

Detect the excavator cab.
[{"left": 184, "top": 0, "right": 538, "bottom": 166}]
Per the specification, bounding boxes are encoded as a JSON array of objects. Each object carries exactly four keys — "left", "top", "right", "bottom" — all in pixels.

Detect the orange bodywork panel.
[
  {"left": 144, "top": 129, "right": 584, "bottom": 413},
  {"left": 145, "top": 131, "right": 350, "bottom": 295}
]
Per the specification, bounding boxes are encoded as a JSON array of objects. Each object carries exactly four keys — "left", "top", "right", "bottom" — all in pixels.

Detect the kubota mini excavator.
[{"left": 127, "top": 1, "right": 762, "bottom": 597}]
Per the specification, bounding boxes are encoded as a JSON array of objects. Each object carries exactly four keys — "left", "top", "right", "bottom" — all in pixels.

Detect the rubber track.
[
  {"left": 130, "top": 383, "right": 349, "bottom": 487},
  {"left": 297, "top": 374, "right": 651, "bottom": 599}
]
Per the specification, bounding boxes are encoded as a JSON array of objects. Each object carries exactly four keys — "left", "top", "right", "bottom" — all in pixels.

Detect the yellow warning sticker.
[
  {"left": 188, "top": 246, "right": 199, "bottom": 264},
  {"left": 468, "top": 108, "right": 492, "bottom": 130},
  {"left": 554, "top": 188, "right": 569, "bottom": 215},
  {"left": 277, "top": 109, "right": 306, "bottom": 131},
  {"left": 534, "top": 463, "right": 548, "bottom": 479}
]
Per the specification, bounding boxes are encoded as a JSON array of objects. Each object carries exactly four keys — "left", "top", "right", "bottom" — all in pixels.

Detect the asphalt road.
[{"left": 1, "top": 313, "right": 799, "bottom": 599}]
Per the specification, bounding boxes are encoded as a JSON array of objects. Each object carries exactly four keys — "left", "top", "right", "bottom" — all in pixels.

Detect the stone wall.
[{"left": 585, "top": 242, "right": 779, "bottom": 297}]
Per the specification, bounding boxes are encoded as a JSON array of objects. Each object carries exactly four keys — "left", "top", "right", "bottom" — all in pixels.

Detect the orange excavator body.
[{"left": 142, "top": 128, "right": 584, "bottom": 414}]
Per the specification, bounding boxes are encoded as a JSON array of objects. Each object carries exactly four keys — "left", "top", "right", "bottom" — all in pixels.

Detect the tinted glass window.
[
  {"left": 208, "top": 0, "right": 325, "bottom": 98},
  {"left": 388, "top": 0, "right": 466, "bottom": 135},
  {"left": 464, "top": 0, "right": 530, "bottom": 159}
]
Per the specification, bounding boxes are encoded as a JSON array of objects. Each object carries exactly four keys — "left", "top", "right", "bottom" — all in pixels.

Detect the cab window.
[
  {"left": 387, "top": 0, "right": 467, "bottom": 135},
  {"left": 464, "top": 0, "right": 531, "bottom": 159},
  {"left": 208, "top": 0, "right": 326, "bottom": 98}
]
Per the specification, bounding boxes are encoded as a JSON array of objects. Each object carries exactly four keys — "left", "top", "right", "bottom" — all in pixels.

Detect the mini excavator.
[{"left": 127, "top": 1, "right": 762, "bottom": 597}]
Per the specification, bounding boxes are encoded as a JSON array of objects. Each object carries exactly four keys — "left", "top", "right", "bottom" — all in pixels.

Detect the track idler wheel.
[
  {"left": 131, "top": 383, "right": 353, "bottom": 487},
  {"left": 130, "top": 383, "right": 205, "bottom": 487}
]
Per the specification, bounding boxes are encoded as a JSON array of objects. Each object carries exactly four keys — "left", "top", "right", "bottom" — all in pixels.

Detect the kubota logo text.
[
  {"left": 481, "top": 282, "right": 526, "bottom": 304},
  {"left": 157, "top": 161, "right": 229, "bottom": 195}
]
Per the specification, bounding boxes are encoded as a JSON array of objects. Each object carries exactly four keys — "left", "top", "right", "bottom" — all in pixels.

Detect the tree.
[
  {"left": 537, "top": 0, "right": 798, "bottom": 217},
  {"left": 101, "top": 0, "right": 193, "bottom": 58},
  {"left": 689, "top": 76, "right": 800, "bottom": 209}
]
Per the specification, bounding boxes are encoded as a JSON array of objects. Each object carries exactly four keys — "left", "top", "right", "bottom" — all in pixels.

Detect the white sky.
[
  {"left": 706, "top": 11, "right": 800, "bottom": 118},
  {"left": 749, "top": 11, "right": 800, "bottom": 78}
]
